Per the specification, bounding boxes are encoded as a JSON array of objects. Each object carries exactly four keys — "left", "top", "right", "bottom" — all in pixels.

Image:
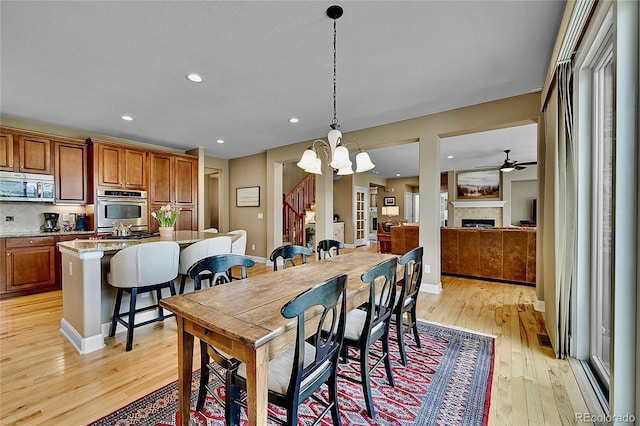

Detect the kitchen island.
[{"left": 57, "top": 231, "right": 234, "bottom": 354}]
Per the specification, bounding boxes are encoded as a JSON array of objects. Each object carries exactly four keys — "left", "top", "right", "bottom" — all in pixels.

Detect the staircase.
[{"left": 283, "top": 174, "right": 315, "bottom": 246}]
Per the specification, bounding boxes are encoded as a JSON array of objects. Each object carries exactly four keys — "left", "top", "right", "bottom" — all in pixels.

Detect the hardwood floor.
[{"left": 0, "top": 244, "right": 591, "bottom": 425}]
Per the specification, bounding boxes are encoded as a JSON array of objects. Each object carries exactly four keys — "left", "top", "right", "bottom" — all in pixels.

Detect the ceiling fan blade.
[{"left": 517, "top": 161, "right": 537, "bottom": 166}]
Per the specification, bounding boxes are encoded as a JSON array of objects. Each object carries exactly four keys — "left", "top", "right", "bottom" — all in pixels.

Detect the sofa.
[{"left": 390, "top": 223, "right": 419, "bottom": 255}]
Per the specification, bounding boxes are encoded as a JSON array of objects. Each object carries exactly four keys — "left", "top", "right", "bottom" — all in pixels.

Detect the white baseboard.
[
  {"left": 60, "top": 318, "right": 105, "bottom": 354},
  {"left": 421, "top": 281, "right": 442, "bottom": 294},
  {"left": 534, "top": 297, "right": 545, "bottom": 312}
]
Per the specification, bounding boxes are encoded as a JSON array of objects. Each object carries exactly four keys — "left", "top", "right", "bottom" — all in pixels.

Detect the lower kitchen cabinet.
[
  {"left": 1, "top": 234, "right": 92, "bottom": 298},
  {"left": 1, "top": 236, "right": 57, "bottom": 298}
]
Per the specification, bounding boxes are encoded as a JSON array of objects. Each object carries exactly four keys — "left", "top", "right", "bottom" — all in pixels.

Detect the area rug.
[{"left": 90, "top": 320, "right": 494, "bottom": 426}]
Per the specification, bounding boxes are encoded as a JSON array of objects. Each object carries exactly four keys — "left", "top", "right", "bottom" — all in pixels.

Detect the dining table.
[{"left": 160, "top": 250, "right": 396, "bottom": 426}]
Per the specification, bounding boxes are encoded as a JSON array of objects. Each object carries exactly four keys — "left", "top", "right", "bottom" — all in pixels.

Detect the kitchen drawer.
[{"left": 5, "top": 236, "right": 56, "bottom": 248}]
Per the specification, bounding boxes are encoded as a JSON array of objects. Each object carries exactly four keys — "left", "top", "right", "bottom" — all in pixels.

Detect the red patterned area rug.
[{"left": 90, "top": 320, "right": 494, "bottom": 426}]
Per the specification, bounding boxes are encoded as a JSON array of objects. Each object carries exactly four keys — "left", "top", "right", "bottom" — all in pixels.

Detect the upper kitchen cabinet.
[
  {"left": 149, "top": 152, "right": 198, "bottom": 230},
  {"left": 0, "top": 132, "right": 14, "bottom": 171},
  {"left": 88, "top": 139, "right": 147, "bottom": 191},
  {"left": 19, "top": 135, "right": 51, "bottom": 174},
  {"left": 0, "top": 128, "right": 51, "bottom": 174},
  {"left": 54, "top": 140, "right": 88, "bottom": 203}
]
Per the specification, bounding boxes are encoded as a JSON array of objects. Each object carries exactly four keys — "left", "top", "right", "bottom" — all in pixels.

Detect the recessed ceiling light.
[
  {"left": 289, "top": 117, "right": 299, "bottom": 124},
  {"left": 216, "top": 139, "right": 224, "bottom": 144},
  {"left": 186, "top": 73, "right": 203, "bottom": 83},
  {"left": 121, "top": 115, "right": 133, "bottom": 121},
  {"left": 447, "top": 155, "right": 454, "bottom": 159},
  {"left": 396, "top": 173, "right": 401, "bottom": 177}
]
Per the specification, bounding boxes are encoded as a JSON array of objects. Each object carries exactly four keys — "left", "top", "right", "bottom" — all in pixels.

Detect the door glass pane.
[{"left": 590, "top": 39, "right": 613, "bottom": 389}]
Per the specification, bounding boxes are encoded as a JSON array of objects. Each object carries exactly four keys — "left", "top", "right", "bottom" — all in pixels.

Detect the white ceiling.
[{"left": 0, "top": 1, "right": 563, "bottom": 178}]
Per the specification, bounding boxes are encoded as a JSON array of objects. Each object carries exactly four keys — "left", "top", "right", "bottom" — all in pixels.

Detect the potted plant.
[{"left": 151, "top": 204, "right": 181, "bottom": 238}]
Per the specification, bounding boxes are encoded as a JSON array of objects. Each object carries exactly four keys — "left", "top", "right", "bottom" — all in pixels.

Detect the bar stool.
[
  {"left": 228, "top": 229, "right": 247, "bottom": 255},
  {"left": 107, "top": 241, "right": 179, "bottom": 351},
  {"left": 177, "top": 236, "right": 232, "bottom": 293}
]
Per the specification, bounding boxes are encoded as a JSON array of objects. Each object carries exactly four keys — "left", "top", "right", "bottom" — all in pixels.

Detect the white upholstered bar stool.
[
  {"left": 178, "top": 236, "right": 232, "bottom": 293},
  {"left": 203, "top": 228, "right": 219, "bottom": 233},
  {"left": 228, "top": 230, "right": 247, "bottom": 255},
  {"left": 107, "top": 241, "right": 180, "bottom": 351}
]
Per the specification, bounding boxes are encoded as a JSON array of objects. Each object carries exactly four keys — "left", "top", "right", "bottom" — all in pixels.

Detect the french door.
[{"left": 353, "top": 186, "right": 368, "bottom": 246}]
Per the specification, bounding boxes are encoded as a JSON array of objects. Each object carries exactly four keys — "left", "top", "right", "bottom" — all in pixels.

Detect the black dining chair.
[
  {"left": 186, "top": 253, "right": 255, "bottom": 289},
  {"left": 339, "top": 257, "right": 398, "bottom": 419},
  {"left": 269, "top": 244, "right": 313, "bottom": 271},
  {"left": 394, "top": 246, "right": 424, "bottom": 366},
  {"left": 229, "top": 274, "right": 348, "bottom": 426},
  {"left": 316, "top": 239, "right": 344, "bottom": 260},
  {"left": 191, "top": 254, "right": 255, "bottom": 422}
]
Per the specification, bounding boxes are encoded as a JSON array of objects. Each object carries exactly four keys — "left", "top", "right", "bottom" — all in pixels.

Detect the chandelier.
[{"left": 296, "top": 5, "right": 375, "bottom": 176}]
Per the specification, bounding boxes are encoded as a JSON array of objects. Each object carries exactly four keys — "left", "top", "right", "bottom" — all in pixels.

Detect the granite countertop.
[
  {"left": 0, "top": 230, "right": 96, "bottom": 238},
  {"left": 57, "top": 231, "right": 236, "bottom": 254}
]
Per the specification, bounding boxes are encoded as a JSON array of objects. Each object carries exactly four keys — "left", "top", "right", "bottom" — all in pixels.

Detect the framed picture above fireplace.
[{"left": 456, "top": 170, "right": 500, "bottom": 200}]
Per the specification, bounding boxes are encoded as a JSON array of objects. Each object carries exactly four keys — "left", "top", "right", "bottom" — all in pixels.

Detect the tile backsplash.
[{"left": 0, "top": 202, "right": 90, "bottom": 234}]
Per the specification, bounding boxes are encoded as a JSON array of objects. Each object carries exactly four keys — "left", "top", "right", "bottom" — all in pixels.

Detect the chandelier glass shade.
[{"left": 296, "top": 5, "right": 375, "bottom": 176}]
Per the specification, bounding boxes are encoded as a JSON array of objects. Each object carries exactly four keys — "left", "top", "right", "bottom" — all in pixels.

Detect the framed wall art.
[
  {"left": 383, "top": 196, "right": 396, "bottom": 206},
  {"left": 236, "top": 186, "right": 260, "bottom": 207},
  {"left": 456, "top": 170, "right": 500, "bottom": 200}
]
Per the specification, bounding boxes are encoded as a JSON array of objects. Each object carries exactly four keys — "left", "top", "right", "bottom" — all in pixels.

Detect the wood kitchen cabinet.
[
  {"left": 88, "top": 139, "right": 147, "bottom": 191},
  {"left": 0, "top": 128, "right": 52, "bottom": 174},
  {"left": 0, "top": 131, "right": 14, "bottom": 170},
  {"left": 1, "top": 236, "right": 57, "bottom": 298},
  {"left": 55, "top": 140, "right": 88, "bottom": 203},
  {"left": 148, "top": 152, "right": 198, "bottom": 231}
]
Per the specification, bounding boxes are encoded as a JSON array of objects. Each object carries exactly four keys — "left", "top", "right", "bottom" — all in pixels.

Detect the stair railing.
[{"left": 283, "top": 174, "right": 315, "bottom": 246}]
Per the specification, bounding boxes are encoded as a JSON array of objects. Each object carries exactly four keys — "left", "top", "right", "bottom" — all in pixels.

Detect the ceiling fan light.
[
  {"left": 355, "top": 151, "right": 375, "bottom": 172},
  {"left": 500, "top": 165, "right": 515, "bottom": 172},
  {"left": 330, "top": 145, "right": 352, "bottom": 169},
  {"left": 297, "top": 149, "right": 318, "bottom": 170}
]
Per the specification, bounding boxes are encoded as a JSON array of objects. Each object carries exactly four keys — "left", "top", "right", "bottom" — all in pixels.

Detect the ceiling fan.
[{"left": 497, "top": 149, "right": 536, "bottom": 172}]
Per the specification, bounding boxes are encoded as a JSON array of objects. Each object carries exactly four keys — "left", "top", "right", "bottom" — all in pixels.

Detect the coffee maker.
[{"left": 42, "top": 212, "right": 60, "bottom": 232}]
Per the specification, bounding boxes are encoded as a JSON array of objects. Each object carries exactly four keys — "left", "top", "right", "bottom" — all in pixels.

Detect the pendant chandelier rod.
[{"left": 296, "top": 5, "right": 375, "bottom": 176}]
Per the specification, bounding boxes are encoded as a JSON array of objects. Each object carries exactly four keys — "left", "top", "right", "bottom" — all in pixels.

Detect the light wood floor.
[{"left": 0, "top": 244, "right": 591, "bottom": 425}]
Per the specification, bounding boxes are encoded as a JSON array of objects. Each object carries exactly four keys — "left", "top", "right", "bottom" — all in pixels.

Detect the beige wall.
[
  {"left": 228, "top": 153, "right": 267, "bottom": 258},
  {"left": 378, "top": 177, "right": 420, "bottom": 223}
]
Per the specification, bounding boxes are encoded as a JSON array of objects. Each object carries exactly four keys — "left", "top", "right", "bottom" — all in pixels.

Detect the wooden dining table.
[{"left": 160, "top": 251, "right": 396, "bottom": 426}]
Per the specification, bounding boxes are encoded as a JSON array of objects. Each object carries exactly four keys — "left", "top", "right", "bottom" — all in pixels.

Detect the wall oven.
[{"left": 95, "top": 189, "right": 148, "bottom": 233}]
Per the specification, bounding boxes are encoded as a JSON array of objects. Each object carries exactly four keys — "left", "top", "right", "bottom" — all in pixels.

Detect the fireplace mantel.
[{"left": 451, "top": 200, "right": 507, "bottom": 208}]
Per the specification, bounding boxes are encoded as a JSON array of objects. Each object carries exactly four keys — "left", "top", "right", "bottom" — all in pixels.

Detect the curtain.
[{"left": 555, "top": 61, "right": 577, "bottom": 357}]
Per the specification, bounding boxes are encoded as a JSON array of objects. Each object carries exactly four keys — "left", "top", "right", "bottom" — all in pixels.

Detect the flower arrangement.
[{"left": 151, "top": 204, "right": 181, "bottom": 227}]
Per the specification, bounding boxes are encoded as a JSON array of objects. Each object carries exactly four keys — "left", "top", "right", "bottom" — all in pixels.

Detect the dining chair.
[
  {"left": 269, "top": 244, "right": 312, "bottom": 271},
  {"left": 339, "top": 256, "right": 398, "bottom": 419},
  {"left": 107, "top": 241, "right": 179, "bottom": 351},
  {"left": 187, "top": 254, "right": 255, "bottom": 290},
  {"left": 229, "top": 273, "right": 348, "bottom": 426},
  {"left": 177, "top": 236, "right": 232, "bottom": 293},
  {"left": 316, "top": 239, "right": 344, "bottom": 260},
  {"left": 394, "top": 246, "right": 424, "bottom": 366},
  {"left": 192, "top": 254, "right": 256, "bottom": 421}
]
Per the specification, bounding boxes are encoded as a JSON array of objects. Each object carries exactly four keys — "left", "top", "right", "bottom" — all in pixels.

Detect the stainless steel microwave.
[{"left": 0, "top": 171, "right": 55, "bottom": 202}]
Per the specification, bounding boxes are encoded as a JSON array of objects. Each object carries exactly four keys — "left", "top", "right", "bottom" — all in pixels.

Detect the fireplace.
[{"left": 461, "top": 219, "right": 495, "bottom": 228}]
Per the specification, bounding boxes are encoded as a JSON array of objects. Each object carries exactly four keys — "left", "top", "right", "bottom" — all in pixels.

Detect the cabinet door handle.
[{"left": 30, "top": 240, "right": 34, "bottom": 244}]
